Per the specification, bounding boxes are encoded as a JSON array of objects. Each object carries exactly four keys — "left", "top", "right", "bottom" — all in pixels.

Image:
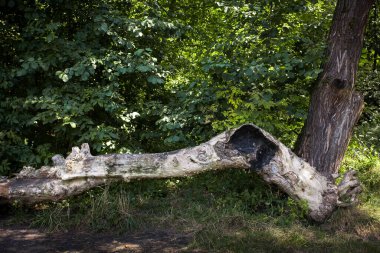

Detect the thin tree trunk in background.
[
  {"left": 295, "top": 0, "right": 374, "bottom": 178},
  {"left": 373, "top": 1, "right": 378, "bottom": 71}
]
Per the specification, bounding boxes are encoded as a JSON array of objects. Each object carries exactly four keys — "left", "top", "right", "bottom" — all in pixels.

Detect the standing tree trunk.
[{"left": 295, "top": 0, "right": 374, "bottom": 178}]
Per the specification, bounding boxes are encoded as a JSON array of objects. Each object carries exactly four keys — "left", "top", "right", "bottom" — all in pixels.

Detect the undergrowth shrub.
[
  {"left": 341, "top": 140, "right": 380, "bottom": 203},
  {"left": 341, "top": 142, "right": 380, "bottom": 190}
]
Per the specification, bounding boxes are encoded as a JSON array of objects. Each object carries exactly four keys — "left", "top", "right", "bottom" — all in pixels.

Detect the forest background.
[{"left": 1, "top": 0, "right": 380, "bottom": 251}]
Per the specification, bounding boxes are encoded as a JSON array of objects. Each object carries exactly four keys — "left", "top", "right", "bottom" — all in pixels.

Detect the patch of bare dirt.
[{"left": 0, "top": 222, "right": 199, "bottom": 253}]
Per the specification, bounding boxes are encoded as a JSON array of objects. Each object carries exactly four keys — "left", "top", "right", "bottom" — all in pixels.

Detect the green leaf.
[
  {"left": 31, "top": 61, "right": 39, "bottom": 69},
  {"left": 100, "top": 23, "right": 108, "bottom": 32},
  {"left": 46, "top": 33, "right": 55, "bottom": 43},
  {"left": 134, "top": 49, "right": 144, "bottom": 56},
  {"left": 117, "top": 67, "right": 127, "bottom": 74},
  {"left": 61, "top": 74, "right": 69, "bottom": 82},
  {"left": 16, "top": 69, "right": 27, "bottom": 77},
  {"left": 137, "top": 65, "right": 151, "bottom": 72},
  {"left": 147, "top": 75, "right": 164, "bottom": 84},
  {"left": 81, "top": 71, "right": 90, "bottom": 81}
]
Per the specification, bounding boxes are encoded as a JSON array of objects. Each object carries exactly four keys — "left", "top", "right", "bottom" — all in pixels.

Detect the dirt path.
[{"left": 0, "top": 223, "right": 196, "bottom": 253}]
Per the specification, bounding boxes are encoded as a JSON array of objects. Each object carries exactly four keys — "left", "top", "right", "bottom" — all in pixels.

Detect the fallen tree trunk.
[{"left": 0, "top": 124, "right": 360, "bottom": 222}]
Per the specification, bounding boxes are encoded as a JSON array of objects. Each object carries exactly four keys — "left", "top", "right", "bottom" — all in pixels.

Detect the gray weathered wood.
[{"left": 0, "top": 124, "right": 360, "bottom": 222}]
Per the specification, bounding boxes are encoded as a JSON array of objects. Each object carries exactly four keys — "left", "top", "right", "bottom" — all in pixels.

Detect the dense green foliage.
[
  {"left": 0, "top": 0, "right": 340, "bottom": 175},
  {"left": 0, "top": 0, "right": 185, "bottom": 173},
  {"left": 1, "top": 0, "right": 379, "bottom": 175},
  {"left": 356, "top": 0, "right": 380, "bottom": 149}
]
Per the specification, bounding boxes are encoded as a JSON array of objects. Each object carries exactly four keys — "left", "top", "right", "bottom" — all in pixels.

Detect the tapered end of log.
[
  {"left": 0, "top": 178, "right": 10, "bottom": 206},
  {"left": 0, "top": 182, "right": 9, "bottom": 199}
]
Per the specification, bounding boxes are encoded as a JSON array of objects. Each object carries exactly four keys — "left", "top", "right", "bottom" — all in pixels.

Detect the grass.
[{"left": 4, "top": 144, "right": 380, "bottom": 252}]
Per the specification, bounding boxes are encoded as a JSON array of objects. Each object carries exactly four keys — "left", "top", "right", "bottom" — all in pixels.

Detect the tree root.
[{"left": 337, "top": 170, "right": 362, "bottom": 207}]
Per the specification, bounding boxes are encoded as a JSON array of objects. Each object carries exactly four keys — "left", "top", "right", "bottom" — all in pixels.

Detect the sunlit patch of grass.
[
  {"left": 323, "top": 207, "right": 380, "bottom": 240},
  {"left": 189, "top": 208, "right": 380, "bottom": 252},
  {"left": 361, "top": 196, "right": 380, "bottom": 222}
]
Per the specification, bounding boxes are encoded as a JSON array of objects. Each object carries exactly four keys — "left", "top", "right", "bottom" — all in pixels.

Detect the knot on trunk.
[{"left": 332, "top": 78, "right": 349, "bottom": 89}]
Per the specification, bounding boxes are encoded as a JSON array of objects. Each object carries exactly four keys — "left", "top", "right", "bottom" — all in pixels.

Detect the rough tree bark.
[
  {"left": 295, "top": 0, "right": 374, "bottom": 178},
  {"left": 0, "top": 124, "right": 360, "bottom": 222}
]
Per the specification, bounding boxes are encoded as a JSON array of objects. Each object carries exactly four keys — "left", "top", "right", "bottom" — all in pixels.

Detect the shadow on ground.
[{"left": 0, "top": 225, "right": 196, "bottom": 253}]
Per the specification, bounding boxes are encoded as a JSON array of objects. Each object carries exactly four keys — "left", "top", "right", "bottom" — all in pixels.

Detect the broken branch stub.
[{"left": 0, "top": 124, "right": 350, "bottom": 222}]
